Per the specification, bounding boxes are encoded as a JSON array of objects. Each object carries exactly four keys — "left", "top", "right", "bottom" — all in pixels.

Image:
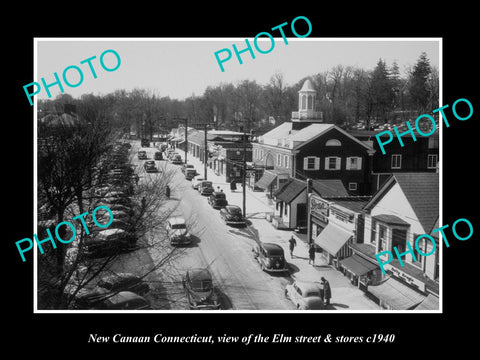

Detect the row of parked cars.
[{"left": 66, "top": 141, "right": 153, "bottom": 310}]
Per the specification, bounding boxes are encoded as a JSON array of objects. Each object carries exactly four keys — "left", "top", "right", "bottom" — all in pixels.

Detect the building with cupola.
[{"left": 250, "top": 78, "right": 375, "bottom": 230}]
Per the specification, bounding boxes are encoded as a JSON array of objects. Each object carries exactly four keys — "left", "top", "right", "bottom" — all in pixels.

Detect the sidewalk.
[{"left": 181, "top": 150, "right": 379, "bottom": 311}]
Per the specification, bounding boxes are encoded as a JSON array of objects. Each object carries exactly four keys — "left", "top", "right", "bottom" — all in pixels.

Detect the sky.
[{"left": 35, "top": 38, "right": 440, "bottom": 101}]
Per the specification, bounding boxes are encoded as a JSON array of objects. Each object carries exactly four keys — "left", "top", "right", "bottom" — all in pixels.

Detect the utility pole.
[
  {"left": 306, "top": 178, "right": 312, "bottom": 244},
  {"left": 242, "top": 127, "right": 247, "bottom": 218},
  {"left": 184, "top": 116, "right": 188, "bottom": 164},
  {"left": 204, "top": 123, "right": 208, "bottom": 180}
]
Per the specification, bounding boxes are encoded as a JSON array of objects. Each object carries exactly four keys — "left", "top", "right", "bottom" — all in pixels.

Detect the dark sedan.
[{"left": 219, "top": 205, "right": 246, "bottom": 226}]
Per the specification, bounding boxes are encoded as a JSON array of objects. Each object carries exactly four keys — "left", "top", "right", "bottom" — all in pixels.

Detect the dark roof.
[
  {"left": 311, "top": 179, "right": 348, "bottom": 198},
  {"left": 393, "top": 173, "right": 439, "bottom": 233},
  {"left": 188, "top": 268, "right": 213, "bottom": 281},
  {"left": 330, "top": 198, "right": 370, "bottom": 213},
  {"left": 373, "top": 214, "right": 410, "bottom": 226},
  {"left": 275, "top": 178, "right": 349, "bottom": 204},
  {"left": 275, "top": 178, "right": 306, "bottom": 204},
  {"left": 262, "top": 243, "right": 284, "bottom": 255}
]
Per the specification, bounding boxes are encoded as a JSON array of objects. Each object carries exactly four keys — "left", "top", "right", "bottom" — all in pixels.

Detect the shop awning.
[
  {"left": 314, "top": 223, "right": 352, "bottom": 256},
  {"left": 368, "top": 277, "right": 426, "bottom": 310},
  {"left": 415, "top": 294, "right": 439, "bottom": 310},
  {"left": 340, "top": 254, "right": 378, "bottom": 276},
  {"left": 255, "top": 171, "right": 277, "bottom": 190}
]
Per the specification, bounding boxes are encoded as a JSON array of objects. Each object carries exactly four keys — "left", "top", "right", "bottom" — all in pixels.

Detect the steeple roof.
[{"left": 299, "top": 79, "right": 315, "bottom": 92}]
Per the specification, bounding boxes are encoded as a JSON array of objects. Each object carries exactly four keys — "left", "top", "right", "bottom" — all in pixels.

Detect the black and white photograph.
[
  {"left": 32, "top": 38, "right": 441, "bottom": 312},
  {"left": 6, "top": 7, "right": 478, "bottom": 353}
]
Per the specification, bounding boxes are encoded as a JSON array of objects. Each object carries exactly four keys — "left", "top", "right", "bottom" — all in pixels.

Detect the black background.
[{"left": 5, "top": 4, "right": 477, "bottom": 354}]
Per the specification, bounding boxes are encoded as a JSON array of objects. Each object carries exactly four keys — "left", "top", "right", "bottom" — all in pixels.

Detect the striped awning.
[{"left": 368, "top": 277, "right": 426, "bottom": 310}]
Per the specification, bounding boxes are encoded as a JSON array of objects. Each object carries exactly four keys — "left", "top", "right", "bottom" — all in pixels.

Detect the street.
[{"left": 110, "top": 141, "right": 295, "bottom": 310}]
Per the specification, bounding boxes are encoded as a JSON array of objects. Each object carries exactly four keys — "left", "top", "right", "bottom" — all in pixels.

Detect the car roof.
[
  {"left": 294, "top": 281, "right": 321, "bottom": 295},
  {"left": 168, "top": 216, "right": 186, "bottom": 225},
  {"left": 187, "top": 268, "right": 213, "bottom": 281},
  {"left": 261, "top": 242, "right": 284, "bottom": 254},
  {"left": 108, "top": 291, "right": 146, "bottom": 303},
  {"left": 226, "top": 205, "right": 241, "bottom": 211}
]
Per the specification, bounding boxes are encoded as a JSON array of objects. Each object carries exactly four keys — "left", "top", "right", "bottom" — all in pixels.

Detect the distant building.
[{"left": 349, "top": 129, "right": 439, "bottom": 192}]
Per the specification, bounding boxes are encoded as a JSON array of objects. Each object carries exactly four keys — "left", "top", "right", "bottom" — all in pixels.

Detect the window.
[
  {"left": 260, "top": 150, "right": 264, "bottom": 160},
  {"left": 391, "top": 154, "right": 402, "bottom": 169},
  {"left": 284, "top": 155, "right": 289, "bottom": 168},
  {"left": 371, "top": 219, "right": 377, "bottom": 246},
  {"left": 428, "top": 136, "right": 439, "bottom": 149},
  {"left": 427, "top": 154, "right": 438, "bottom": 169},
  {"left": 307, "top": 95, "right": 313, "bottom": 110},
  {"left": 276, "top": 153, "right": 281, "bottom": 166},
  {"left": 346, "top": 157, "right": 362, "bottom": 170},
  {"left": 253, "top": 148, "right": 258, "bottom": 159},
  {"left": 378, "top": 225, "right": 387, "bottom": 252},
  {"left": 325, "top": 157, "right": 341, "bottom": 170},
  {"left": 301, "top": 95, "right": 306, "bottom": 110},
  {"left": 348, "top": 182, "right": 357, "bottom": 191},
  {"left": 325, "top": 139, "right": 341, "bottom": 146},
  {"left": 284, "top": 204, "right": 288, "bottom": 215},
  {"left": 303, "top": 156, "right": 319, "bottom": 170},
  {"left": 412, "top": 234, "right": 424, "bottom": 266}
]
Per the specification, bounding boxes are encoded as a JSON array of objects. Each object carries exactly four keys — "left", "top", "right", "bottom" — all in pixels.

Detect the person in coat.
[
  {"left": 288, "top": 236, "right": 297, "bottom": 258},
  {"left": 230, "top": 180, "right": 237, "bottom": 192},
  {"left": 321, "top": 277, "right": 331, "bottom": 305},
  {"left": 308, "top": 244, "right": 315, "bottom": 265}
]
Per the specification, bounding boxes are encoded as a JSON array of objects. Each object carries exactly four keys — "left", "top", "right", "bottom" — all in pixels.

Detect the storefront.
[
  {"left": 309, "top": 194, "right": 330, "bottom": 243},
  {"left": 339, "top": 254, "right": 378, "bottom": 290}
]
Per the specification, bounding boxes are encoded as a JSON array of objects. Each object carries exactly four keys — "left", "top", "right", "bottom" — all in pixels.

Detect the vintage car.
[
  {"left": 208, "top": 191, "right": 228, "bottom": 209},
  {"left": 97, "top": 273, "right": 150, "bottom": 295},
  {"left": 93, "top": 291, "right": 151, "bottom": 310},
  {"left": 198, "top": 180, "right": 214, "bottom": 196},
  {"left": 285, "top": 281, "right": 324, "bottom": 310},
  {"left": 219, "top": 205, "right": 245, "bottom": 226},
  {"left": 141, "top": 138, "right": 150, "bottom": 147},
  {"left": 143, "top": 160, "right": 158, "bottom": 173},
  {"left": 170, "top": 154, "right": 183, "bottom": 165},
  {"left": 84, "top": 228, "right": 137, "bottom": 258},
  {"left": 137, "top": 150, "right": 147, "bottom": 160},
  {"left": 154, "top": 151, "right": 163, "bottom": 160},
  {"left": 182, "top": 268, "right": 220, "bottom": 310},
  {"left": 251, "top": 242, "right": 288, "bottom": 273},
  {"left": 191, "top": 177, "right": 205, "bottom": 190},
  {"left": 166, "top": 217, "right": 192, "bottom": 246},
  {"left": 181, "top": 163, "right": 195, "bottom": 174},
  {"left": 185, "top": 168, "right": 197, "bottom": 181}
]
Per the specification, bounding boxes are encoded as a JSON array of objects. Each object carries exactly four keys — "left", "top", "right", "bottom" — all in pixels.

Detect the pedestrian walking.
[
  {"left": 321, "top": 277, "right": 331, "bottom": 306},
  {"left": 230, "top": 180, "right": 237, "bottom": 192},
  {"left": 288, "top": 236, "right": 297, "bottom": 258},
  {"left": 308, "top": 244, "right": 315, "bottom": 265}
]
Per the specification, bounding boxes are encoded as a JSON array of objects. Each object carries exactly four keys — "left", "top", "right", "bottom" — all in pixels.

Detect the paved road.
[{"left": 113, "top": 141, "right": 295, "bottom": 310}]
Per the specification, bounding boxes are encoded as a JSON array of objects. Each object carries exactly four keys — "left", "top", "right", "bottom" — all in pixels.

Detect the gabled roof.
[
  {"left": 394, "top": 173, "right": 439, "bottom": 233},
  {"left": 364, "top": 172, "right": 439, "bottom": 233},
  {"left": 275, "top": 178, "right": 348, "bottom": 204},
  {"left": 312, "top": 179, "right": 349, "bottom": 198}
]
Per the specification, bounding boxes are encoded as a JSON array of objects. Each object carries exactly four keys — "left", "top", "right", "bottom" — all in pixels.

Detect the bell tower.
[{"left": 292, "top": 78, "right": 323, "bottom": 130}]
